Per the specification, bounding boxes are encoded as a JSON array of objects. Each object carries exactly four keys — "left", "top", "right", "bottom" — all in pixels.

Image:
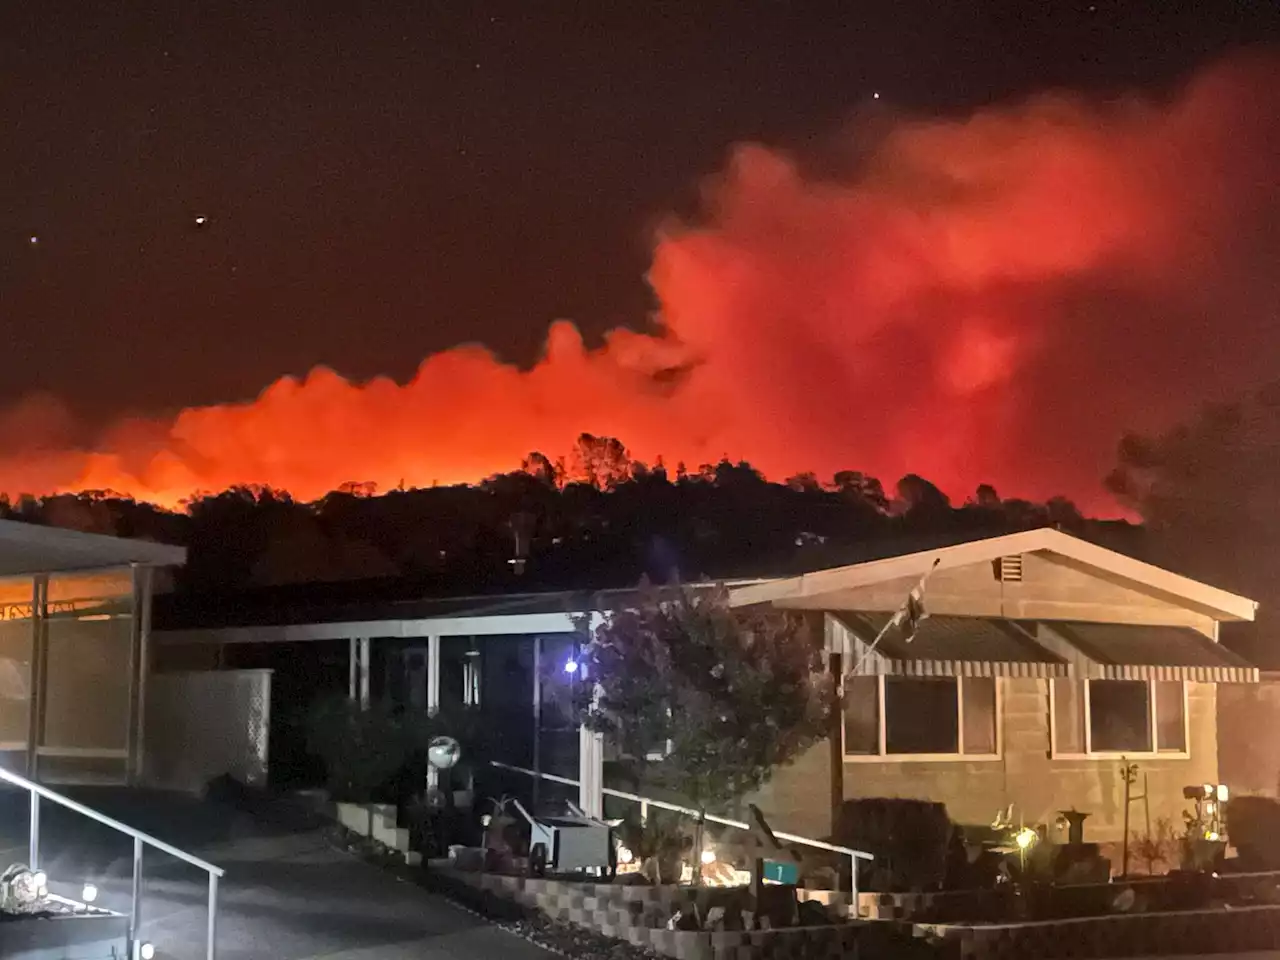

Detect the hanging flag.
[
  {"left": 846, "top": 557, "right": 942, "bottom": 678},
  {"left": 891, "top": 557, "right": 940, "bottom": 643}
]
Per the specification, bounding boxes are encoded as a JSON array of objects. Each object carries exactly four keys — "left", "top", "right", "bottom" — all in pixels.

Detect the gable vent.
[{"left": 997, "top": 555, "right": 1024, "bottom": 582}]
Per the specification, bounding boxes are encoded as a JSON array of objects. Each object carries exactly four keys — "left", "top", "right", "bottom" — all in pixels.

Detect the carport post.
[
  {"left": 426, "top": 634, "right": 441, "bottom": 790},
  {"left": 532, "top": 636, "right": 542, "bottom": 807},
  {"left": 25, "top": 575, "right": 48, "bottom": 779},
  {"left": 426, "top": 635, "right": 441, "bottom": 715},
  {"left": 358, "top": 638, "right": 371, "bottom": 709},
  {"left": 127, "top": 564, "right": 155, "bottom": 784}
]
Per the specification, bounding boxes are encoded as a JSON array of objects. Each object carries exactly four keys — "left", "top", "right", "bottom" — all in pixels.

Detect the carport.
[{"left": 0, "top": 519, "right": 185, "bottom": 783}]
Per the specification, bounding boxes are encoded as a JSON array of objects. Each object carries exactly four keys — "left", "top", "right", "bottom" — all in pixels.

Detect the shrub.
[
  {"left": 306, "top": 695, "right": 411, "bottom": 803},
  {"left": 833, "top": 798, "right": 951, "bottom": 892},
  {"left": 1223, "top": 795, "right": 1280, "bottom": 871}
]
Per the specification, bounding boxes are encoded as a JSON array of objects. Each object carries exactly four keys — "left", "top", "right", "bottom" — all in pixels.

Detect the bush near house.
[
  {"left": 307, "top": 695, "right": 409, "bottom": 803},
  {"left": 306, "top": 695, "right": 502, "bottom": 805},
  {"left": 1223, "top": 795, "right": 1280, "bottom": 871},
  {"left": 833, "top": 798, "right": 951, "bottom": 892}
]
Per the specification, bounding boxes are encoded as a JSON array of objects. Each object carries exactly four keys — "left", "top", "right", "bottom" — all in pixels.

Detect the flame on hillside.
[{"left": 0, "top": 55, "right": 1277, "bottom": 512}]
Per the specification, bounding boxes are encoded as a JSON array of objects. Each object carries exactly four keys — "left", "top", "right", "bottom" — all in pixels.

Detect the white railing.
[
  {"left": 490, "top": 761, "right": 873, "bottom": 897},
  {"left": 0, "top": 765, "right": 224, "bottom": 960}
]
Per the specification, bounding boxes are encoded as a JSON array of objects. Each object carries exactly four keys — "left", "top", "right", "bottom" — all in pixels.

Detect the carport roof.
[{"left": 0, "top": 519, "right": 185, "bottom": 577}]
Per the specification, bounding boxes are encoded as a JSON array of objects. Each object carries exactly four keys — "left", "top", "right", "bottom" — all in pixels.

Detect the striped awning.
[
  {"left": 1043, "top": 622, "right": 1259, "bottom": 684},
  {"left": 826, "top": 613, "right": 1260, "bottom": 683},
  {"left": 827, "top": 613, "right": 1071, "bottom": 679}
]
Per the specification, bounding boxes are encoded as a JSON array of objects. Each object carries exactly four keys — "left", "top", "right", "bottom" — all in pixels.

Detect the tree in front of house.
[{"left": 575, "top": 581, "right": 833, "bottom": 882}]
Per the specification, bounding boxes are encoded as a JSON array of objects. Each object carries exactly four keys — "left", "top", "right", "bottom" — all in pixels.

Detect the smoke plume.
[{"left": 2, "top": 54, "right": 1277, "bottom": 512}]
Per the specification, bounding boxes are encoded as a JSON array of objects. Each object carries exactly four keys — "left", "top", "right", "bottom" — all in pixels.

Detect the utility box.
[{"left": 528, "top": 814, "right": 614, "bottom": 875}]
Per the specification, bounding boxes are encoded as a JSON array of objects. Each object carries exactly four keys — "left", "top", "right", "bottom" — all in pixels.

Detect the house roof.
[
  {"left": 728, "top": 527, "right": 1258, "bottom": 622},
  {"left": 0, "top": 520, "right": 185, "bottom": 577}
]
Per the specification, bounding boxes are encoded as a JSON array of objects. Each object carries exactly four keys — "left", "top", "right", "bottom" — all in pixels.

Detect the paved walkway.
[{"left": 0, "top": 786, "right": 551, "bottom": 960}]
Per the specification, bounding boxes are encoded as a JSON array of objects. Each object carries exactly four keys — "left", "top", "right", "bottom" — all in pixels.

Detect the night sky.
[{"left": 1, "top": 3, "right": 1278, "bottom": 506}]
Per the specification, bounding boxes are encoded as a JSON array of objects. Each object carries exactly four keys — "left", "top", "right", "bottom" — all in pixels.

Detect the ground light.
[
  {"left": 81, "top": 882, "right": 98, "bottom": 903},
  {"left": 700, "top": 850, "right": 717, "bottom": 865},
  {"left": 1014, "top": 826, "right": 1038, "bottom": 872},
  {"left": 138, "top": 942, "right": 156, "bottom": 960}
]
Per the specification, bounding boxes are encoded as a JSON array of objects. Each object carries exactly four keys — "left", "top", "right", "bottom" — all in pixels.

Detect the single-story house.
[
  {"left": 731, "top": 527, "right": 1258, "bottom": 842},
  {"left": 155, "top": 527, "right": 1259, "bottom": 846}
]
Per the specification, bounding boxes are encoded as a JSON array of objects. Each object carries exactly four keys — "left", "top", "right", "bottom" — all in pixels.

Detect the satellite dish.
[{"left": 427, "top": 735, "right": 462, "bottom": 770}]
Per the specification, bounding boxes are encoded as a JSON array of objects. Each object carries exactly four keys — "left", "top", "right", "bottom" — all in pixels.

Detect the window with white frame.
[
  {"left": 843, "top": 674, "right": 999, "bottom": 759},
  {"left": 1050, "top": 678, "right": 1187, "bottom": 757}
]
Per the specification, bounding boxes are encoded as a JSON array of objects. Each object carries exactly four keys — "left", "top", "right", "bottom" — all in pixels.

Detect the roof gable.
[{"left": 729, "top": 528, "right": 1257, "bottom": 622}]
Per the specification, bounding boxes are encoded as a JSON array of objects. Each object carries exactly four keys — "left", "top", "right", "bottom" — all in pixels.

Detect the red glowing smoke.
[{"left": 2, "top": 55, "right": 1277, "bottom": 512}]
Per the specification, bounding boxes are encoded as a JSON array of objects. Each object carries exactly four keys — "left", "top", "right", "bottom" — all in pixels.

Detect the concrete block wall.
[{"left": 750, "top": 679, "right": 1218, "bottom": 844}]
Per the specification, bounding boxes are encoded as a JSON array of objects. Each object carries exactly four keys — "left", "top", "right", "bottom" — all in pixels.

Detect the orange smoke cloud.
[{"left": 2, "top": 54, "right": 1277, "bottom": 512}]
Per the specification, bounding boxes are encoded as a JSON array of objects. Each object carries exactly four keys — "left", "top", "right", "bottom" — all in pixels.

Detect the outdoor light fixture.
[
  {"left": 617, "top": 845, "right": 634, "bottom": 865},
  {"left": 81, "top": 882, "right": 98, "bottom": 903},
  {"left": 138, "top": 942, "right": 156, "bottom": 960},
  {"left": 1217, "top": 784, "right": 1229, "bottom": 802},
  {"left": 700, "top": 849, "right": 717, "bottom": 865},
  {"left": 563, "top": 658, "right": 579, "bottom": 675},
  {"left": 480, "top": 814, "right": 493, "bottom": 827},
  {"left": 1014, "top": 827, "right": 1038, "bottom": 851}
]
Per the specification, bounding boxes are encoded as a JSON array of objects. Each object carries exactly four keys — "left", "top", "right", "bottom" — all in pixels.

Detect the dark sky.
[{"left": 2, "top": 1, "right": 1277, "bottom": 428}]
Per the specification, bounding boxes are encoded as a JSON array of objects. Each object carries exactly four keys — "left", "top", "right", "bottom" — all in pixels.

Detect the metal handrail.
[
  {"left": 490, "top": 760, "right": 872, "bottom": 896},
  {"left": 0, "top": 765, "right": 223, "bottom": 960}
]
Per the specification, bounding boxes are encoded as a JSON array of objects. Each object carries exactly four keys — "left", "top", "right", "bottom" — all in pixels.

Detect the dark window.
[
  {"left": 885, "top": 678, "right": 958, "bottom": 754},
  {"left": 1089, "top": 680, "right": 1151, "bottom": 753}
]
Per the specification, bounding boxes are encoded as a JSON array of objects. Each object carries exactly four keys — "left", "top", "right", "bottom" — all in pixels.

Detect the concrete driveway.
[{"left": 0, "top": 786, "right": 551, "bottom": 960}]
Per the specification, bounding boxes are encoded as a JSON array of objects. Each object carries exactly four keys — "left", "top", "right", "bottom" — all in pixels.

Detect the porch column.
[
  {"left": 828, "top": 650, "right": 844, "bottom": 837},
  {"left": 25, "top": 575, "right": 48, "bottom": 779},
  {"left": 426, "top": 634, "right": 441, "bottom": 791},
  {"left": 348, "top": 638, "right": 358, "bottom": 701},
  {"left": 532, "top": 636, "right": 542, "bottom": 807},
  {"left": 127, "top": 564, "right": 155, "bottom": 785},
  {"left": 577, "top": 617, "right": 605, "bottom": 818},
  {"left": 426, "top": 635, "right": 441, "bottom": 714},
  {"left": 358, "top": 637, "right": 371, "bottom": 709},
  {"left": 578, "top": 720, "right": 604, "bottom": 818}
]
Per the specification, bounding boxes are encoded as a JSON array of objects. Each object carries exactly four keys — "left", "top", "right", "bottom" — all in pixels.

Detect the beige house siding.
[
  {"left": 749, "top": 679, "right": 1217, "bottom": 844},
  {"left": 1218, "top": 678, "right": 1280, "bottom": 797}
]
